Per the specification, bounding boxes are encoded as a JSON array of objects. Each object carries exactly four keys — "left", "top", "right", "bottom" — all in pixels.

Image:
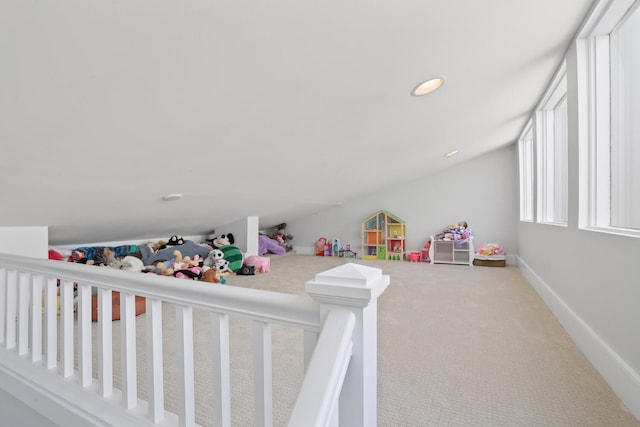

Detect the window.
[
  {"left": 536, "top": 61, "right": 568, "bottom": 226},
  {"left": 518, "top": 120, "right": 534, "bottom": 222},
  {"left": 577, "top": 0, "right": 640, "bottom": 237},
  {"left": 611, "top": 4, "right": 640, "bottom": 229}
]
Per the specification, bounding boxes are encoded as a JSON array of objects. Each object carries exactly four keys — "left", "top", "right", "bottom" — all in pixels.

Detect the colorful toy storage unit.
[{"left": 361, "top": 210, "right": 406, "bottom": 261}]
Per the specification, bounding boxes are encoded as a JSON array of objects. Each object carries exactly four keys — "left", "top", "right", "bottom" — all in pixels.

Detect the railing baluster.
[
  {"left": 18, "top": 272, "right": 31, "bottom": 356},
  {"left": 253, "top": 320, "right": 273, "bottom": 427},
  {"left": 44, "top": 277, "right": 57, "bottom": 369},
  {"left": 177, "top": 305, "right": 195, "bottom": 427},
  {"left": 98, "top": 288, "right": 113, "bottom": 397},
  {"left": 0, "top": 267, "right": 6, "bottom": 344},
  {"left": 5, "top": 269, "right": 17, "bottom": 350},
  {"left": 303, "top": 329, "right": 319, "bottom": 371},
  {"left": 60, "top": 280, "right": 74, "bottom": 378},
  {"left": 120, "top": 292, "right": 137, "bottom": 409},
  {"left": 0, "top": 255, "right": 386, "bottom": 427},
  {"left": 30, "top": 274, "right": 44, "bottom": 363},
  {"left": 77, "top": 283, "right": 92, "bottom": 387},
  {"left": 146, "top": 298, "right": 164, "bottom": 423},
  {"left": 211, "top": 312, "right": 231, "bottom": 427}
]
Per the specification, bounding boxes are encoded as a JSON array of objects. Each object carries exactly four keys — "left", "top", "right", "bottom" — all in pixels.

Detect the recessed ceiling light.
[
  {"left": 411, "top": 77, "right": 444, "bottom": 96},
  {"left": 444, "top": 150, "right": 460, "bottom": 157},
  {"left": 162, "top": 193, "right": 182, "bottom": 202}
]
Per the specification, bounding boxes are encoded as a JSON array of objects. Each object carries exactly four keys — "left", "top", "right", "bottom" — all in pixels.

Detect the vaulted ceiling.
[{"left": 1, "top": 0, "right": 595, "bottom": 245}]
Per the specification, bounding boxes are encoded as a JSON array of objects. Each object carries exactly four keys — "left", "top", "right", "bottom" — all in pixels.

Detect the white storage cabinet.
[{"left": 429, "top": 235, "right": 474, "bottom": 266}]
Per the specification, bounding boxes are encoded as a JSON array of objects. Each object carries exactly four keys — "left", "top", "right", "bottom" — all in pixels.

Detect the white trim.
[
  {"left": 535, "top": 60, "right": 568, "bottom": 226},
  {"left": 517, "top": 256, "right": 640, "bottom": 420},
  {"left": 577, "top": 0, "right": 640, "bottom": 237},
  {"left": 518, "top": 120, "right": 535, "bottom": 222},
  {"left": 577, "top": 0, "right": 638, "bottom": 37}
]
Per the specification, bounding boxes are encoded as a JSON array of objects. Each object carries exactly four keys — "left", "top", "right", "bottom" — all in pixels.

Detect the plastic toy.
[{"left": 316, "top": 238, "right": 327, "bottom": 256}]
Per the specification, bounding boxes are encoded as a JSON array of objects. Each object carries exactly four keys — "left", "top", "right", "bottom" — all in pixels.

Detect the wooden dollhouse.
[{"left": 361, "top": 210, "right": 406, "bottom": 261}]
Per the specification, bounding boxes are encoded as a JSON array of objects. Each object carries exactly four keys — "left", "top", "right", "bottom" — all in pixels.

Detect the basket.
[{"left": 473, "top": 257, "right": 506, "bottom": 267}]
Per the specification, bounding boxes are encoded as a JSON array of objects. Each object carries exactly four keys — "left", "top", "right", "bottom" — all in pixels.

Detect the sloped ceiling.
[{"left": 0, "top": 0, "right": 594, "bottom": 245}]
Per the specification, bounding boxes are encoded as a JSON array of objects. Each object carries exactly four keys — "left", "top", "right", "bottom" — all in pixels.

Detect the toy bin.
[{"left": 473, "top": 257, "right": 506, "bottom": 267}]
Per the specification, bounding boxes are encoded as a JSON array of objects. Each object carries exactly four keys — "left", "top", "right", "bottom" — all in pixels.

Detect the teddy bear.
[
  {"left": 151, "top": 240, "right": 167, "bottom": 252},
  {"left": 201, "top": 268, "right": 222, "bottom": 284},
  {"left": 172, "top": 250, "right": 187, "bottom": 270}
]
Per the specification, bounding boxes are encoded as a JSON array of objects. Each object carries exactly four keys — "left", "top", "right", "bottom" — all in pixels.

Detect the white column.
[
  {"left": 246, "top": 216, "right": 259, "bottom": 257},
  {"left": 305, "top": 263, "right": 390, "bottom": 427}
]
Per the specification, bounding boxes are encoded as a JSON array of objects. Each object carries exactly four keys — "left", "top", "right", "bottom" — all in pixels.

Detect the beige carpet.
[{"left": 93, "top": 254, "right": 639, "bottom": 426}]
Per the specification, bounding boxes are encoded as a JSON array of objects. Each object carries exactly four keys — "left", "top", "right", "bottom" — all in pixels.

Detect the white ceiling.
[{"left": 1, "top": 0, "right": 595, "bottom": 245}]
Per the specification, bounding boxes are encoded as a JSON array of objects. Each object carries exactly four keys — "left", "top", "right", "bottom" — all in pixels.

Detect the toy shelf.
[
  {"left": 361, "top": 210, "right": 406, "bottom": 261},
  {"left": 429, "top": 236, "right": 474, "bottom": 266}
]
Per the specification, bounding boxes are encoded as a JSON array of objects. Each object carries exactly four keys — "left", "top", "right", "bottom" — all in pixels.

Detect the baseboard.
[
  {"left": 293, "top": 246, "right": 317, "bottom": 256},
  {"left": 517, "top": 256, "right": 640, "bottom": 421}
]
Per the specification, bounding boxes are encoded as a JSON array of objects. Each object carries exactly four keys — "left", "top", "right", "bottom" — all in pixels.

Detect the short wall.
[{"left": 0, "top": 227, "right": 48, "bottom": 259}]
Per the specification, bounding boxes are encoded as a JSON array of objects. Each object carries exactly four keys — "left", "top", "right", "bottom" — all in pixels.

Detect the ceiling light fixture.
[
  {"left": 162, "top": 193, "right": 183, "bottom": 202},
  {"left": 411, "top": 77, "right": 444, "bottom": 96},
  {"left": 444, "top": 150, "right": 460, "bottom": 157}
]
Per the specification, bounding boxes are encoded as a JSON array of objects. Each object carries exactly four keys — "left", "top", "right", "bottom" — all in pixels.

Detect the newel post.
[{"left": 305, "top": 263, "right": 390, "bottom": 427}]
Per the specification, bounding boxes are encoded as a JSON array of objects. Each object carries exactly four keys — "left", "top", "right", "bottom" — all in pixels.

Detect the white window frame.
[
  {"left": 536, "top": 60, "right": 569, "bottom": 226},
  {"left": 577, "top": 0, "right": 640, "bottom": 237},
  {"left": 518, "top": 119, "right": 535, "bottom": 222}
]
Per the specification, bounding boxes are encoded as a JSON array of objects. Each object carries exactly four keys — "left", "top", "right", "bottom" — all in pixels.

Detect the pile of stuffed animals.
[
  {"left": 51, "top": 233, "right": 273, "bottom": 285},
  {"left": 433, "top": 221, "right": 473, "bottom": 248},
  {"left": 146, "top": 234, "right": 247, "bottom": 283},
  {"left": 475, "top": 242, "right": 506, "bottom": 257},
  {"left": 258, "top": 223, "right": 294, "bottom": 255}
]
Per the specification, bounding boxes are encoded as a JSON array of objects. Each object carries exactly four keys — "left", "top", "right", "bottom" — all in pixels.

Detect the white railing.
[{"left": 0, "top": 253, "right": 389, "bottom": 426}]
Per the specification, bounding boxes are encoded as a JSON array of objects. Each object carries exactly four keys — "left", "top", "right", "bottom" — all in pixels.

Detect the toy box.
[{"left": 473, "top": 257, "right": 506, "bottom": 267}]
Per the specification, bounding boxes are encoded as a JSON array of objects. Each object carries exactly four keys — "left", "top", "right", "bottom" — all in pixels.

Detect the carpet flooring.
[{"left": 98, "top": 254, "right": 639, "bottom": 426}]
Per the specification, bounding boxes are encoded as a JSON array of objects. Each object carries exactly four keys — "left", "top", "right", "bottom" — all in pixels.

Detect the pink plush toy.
[
  {"left": 244, "top": 255, "right": 271, "bottom": 273},
  {"left": 258, "top": 234, "right": 285, "bottom": 256},
  {"left": 174, "top": 266, "right": 202, "bottom": 280}
]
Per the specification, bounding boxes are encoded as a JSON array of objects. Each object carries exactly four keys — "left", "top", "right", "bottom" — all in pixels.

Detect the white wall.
[
  {"left": 0, "top": 227, "right": 48, "bottom": 258},
  {"left": 517, "top": 44, "right": 640, "bottom": 418},
  {"left": 288, "top": 144, "right": 519, "bottom": 258},
  {"left": 216, "top": 216, "right": 259, "bottom": 256}
]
